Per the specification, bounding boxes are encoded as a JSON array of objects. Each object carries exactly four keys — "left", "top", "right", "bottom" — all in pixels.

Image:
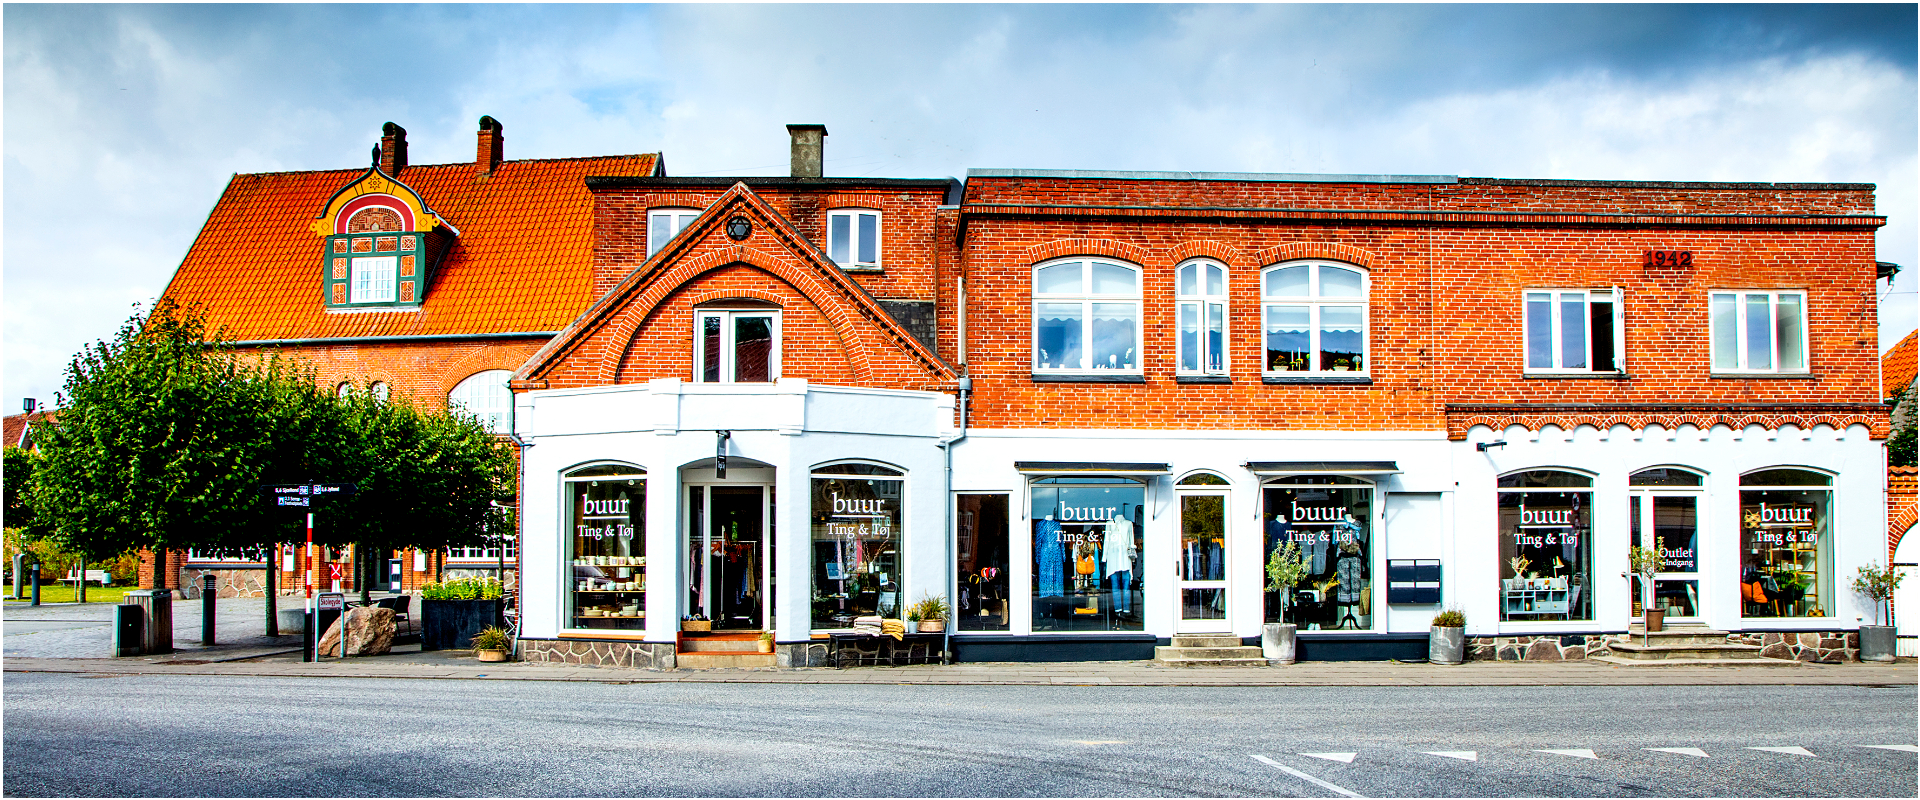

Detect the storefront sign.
[
  {"left": 1750, "top": 503, "right": 1812, "bottom": 527},
  {"left": 1517, "top": 505, "right": 1574, "bottom": 527},
  {"left": 1286, "top": 501, "right": 1353, "bottom": 526},
  {"left": 1659, "top": 545, "right": 1696, "bottom": 571},
  {"left": 1053, "top": 504, "right": 1121, "bottom": 522}
]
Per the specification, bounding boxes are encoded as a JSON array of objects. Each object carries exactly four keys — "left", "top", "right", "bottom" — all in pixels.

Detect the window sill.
[
  {"left": 837, "top": 265, "right": 884, "bottom": 274},
  {"left": 1262, "top": 375, "right": 1373, "bottom": 386},
  {"left": 1032, "top": 373, "right": 1146, "bottom": 384},
  {"left": 1709, "top": 372, "right": 1820, "bottom": 380},
  {"left": 1175, "top": 375, "right": 1232, "bottom": 384},
  {"left": 1522, "top": 372, "right": 1630, "bottom": 380}
]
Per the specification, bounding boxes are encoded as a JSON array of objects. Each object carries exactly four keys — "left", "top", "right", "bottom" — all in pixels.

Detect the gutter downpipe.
[
  {"left": 505, "top": 426, "right": 534, "bottom": 660},
  {"left": 941, "top": 373, "right": 970, "bottom": 666}
]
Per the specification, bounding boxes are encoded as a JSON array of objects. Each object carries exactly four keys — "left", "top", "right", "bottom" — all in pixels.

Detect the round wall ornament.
[{"left": 726, "top": 216, "right": 752, "bottom": 241}]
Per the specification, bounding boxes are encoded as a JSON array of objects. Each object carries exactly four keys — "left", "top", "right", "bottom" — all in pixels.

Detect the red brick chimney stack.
[
  {"left": 380, "top": 122, "right": 408, "bottom": 174},
  {"left": 478, "top": 115, "right": 505, "bottom": 175}
]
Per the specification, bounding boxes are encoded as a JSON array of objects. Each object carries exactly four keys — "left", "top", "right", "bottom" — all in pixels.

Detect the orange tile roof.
[
  {"left": 161, "top": 153, "right": 659, "bottom": 341},
  {"left": 1886, "top": 330, "right": 1917, "bottom": 399}
]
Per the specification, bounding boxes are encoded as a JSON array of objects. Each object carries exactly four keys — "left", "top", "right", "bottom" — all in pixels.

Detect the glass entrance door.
[
  {"left": 1629, "top": 493, "right": 1702, "bottom": 621},
  {"left": 686, "top": 485, "right": 771, "bottom": 630},
  {"left": 1176, "top": 491, "right": 1229, "bottom": 632}
]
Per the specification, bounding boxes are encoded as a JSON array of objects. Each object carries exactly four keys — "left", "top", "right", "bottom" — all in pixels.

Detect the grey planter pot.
[
  {"left": 1858, "top": 625, "right": 1896, "bottom": 663},
  {"left": 276, "top": 607, "right": 306, "bottom": 634},
  {"left": 1262, "top": 622, "right": 1297, "bottom": 665},
  {"left": 1429, "top": 625, "right": 1465, "bottom": 665}
]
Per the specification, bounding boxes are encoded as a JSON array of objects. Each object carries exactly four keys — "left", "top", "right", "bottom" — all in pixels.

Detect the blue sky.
[{"left": 6, "top": 4, "right": 1915, "bottom": 407}]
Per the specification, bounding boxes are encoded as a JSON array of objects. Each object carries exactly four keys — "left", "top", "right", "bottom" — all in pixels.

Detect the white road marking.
[
  {"left": 1747, "top": 746, "right": 1815, "bottom": 757},
  {"left": 1535, "top": 748, "right": 1599, "bottom": 759},
  {"left": 1424, "top": 751, "right": 1478, "bottom": 761},
  {"left": 1860, "top": 745, "right": 1919, "bottom": 753},
  {"left": 1252, "top": 754, "right": 1365, "bottom": 798},
  {"left": 1645, "top": 747, "right": 1709, "bottom": 757},
  {"left": 1300, "top": 752, "right": 1357, "bottom": 763}
]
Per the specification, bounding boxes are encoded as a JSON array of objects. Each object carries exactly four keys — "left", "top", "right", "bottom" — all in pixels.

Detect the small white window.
[
  {"left": 350, "top": 256, "right": 397, "bottom": 303},
  {"left": 1524, "top": 288, "right": 1623, "bottom": 373},
  {"left": 1176, "top": 260, "right": 1228, "bottom": 375},
  {"left": 648, "top": 208, "right": 700, "bottom": 257},
  {"left": 336, "top": 382, "right": 354, "bottom": 399},
  {"left": 1262, "top": 261, "right": 1368, "bottom": 376},
  {"left": 369, "top": 382, "right": 390, "bottom": 403},
  {"left": 827, "top": 209, "right": 881, "bottom": 270},
  {"left": 1710, "top": 290, "right": 1807, "bottom": 373},
  {"left": 695, "top": 309, "right": 781, "bottom": 383},
  {"left": 1031, "top": 258, "right": 1141, "bottom": 374},
  {"left": 449, "top": 370, "right": 514, "bottom": 433}
]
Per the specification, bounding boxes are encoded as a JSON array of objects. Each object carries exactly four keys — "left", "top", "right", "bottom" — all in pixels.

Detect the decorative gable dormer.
[{"left": 310, "top": 134, "right": 458, "bottom": 310}]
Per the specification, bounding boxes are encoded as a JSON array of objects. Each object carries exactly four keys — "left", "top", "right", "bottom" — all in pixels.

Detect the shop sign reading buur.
[{"left": 811, "top": 464, "right": 905, "bottom": 630}]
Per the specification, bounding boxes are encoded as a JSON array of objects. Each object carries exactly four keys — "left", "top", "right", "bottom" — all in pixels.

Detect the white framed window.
[
  {"left": 1176, "top": 260, "right": 1228, "bottom": 376},
  {"left": 1710, "top": 290, "right": 1807, "bottom": 373},
  {"left": 449, "top": 369, "right": 513, "bottom": 433},
  {"left": 349, "top": 256, "right": 397, "bottom": 303},
  {"left": 1524, "top": 288, "right": 1623, "bottom": 373},
  {"left": 695, "top": 308, "right": 781, "bottom": 383},
  {"left": 448, "top": 539, "right": 517, "bottom": 561},
  {"left": 827, "top": 208, "right": 881, "bottom": 270},
  {"left": 1261, "top": 261, "right": 1368, "bottom": 376},
  {"left": 1031, "top": 257, "right": 1142, "bottom": 374},
  {"left": 369, "top": 381, "right": 390, "bottom": 403},
  {"left": 648, "top": 208, "right": 700, "bottom": 257},
  {"left": 336, "top": 382, "right": 354, "bottom": 399}
]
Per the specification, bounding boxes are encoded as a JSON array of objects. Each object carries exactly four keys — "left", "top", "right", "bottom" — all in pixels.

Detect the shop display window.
[
  {"left": 565, "top": 464, "right": 646, "bottom": 631},
  {"left": 811, "top": 463, "right": 904, "bottom": 629},
  {"left": 1739, "top": 468, "right": 1832, "bottom": 618},
  {"left": 1262, "top": 476, "right": 1373, "bottom": 630},
  {"left": 1030, "top": 477, "right": 1144, "bottom": 632},
  {"left": 956, "top": 494, "right": 1011, "bottom": 631},
  {"left": 1496, "top": 470, "right": 1593, "bottom": 622}
]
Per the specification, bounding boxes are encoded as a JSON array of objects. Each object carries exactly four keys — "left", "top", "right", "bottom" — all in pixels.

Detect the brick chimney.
[
  {"left": 787, "top": 124, "right": 826, "bottom": 178},
  {"left": 477, "top": 115, "right": 505, "bottom": 175},
  {"left": 380, "top": 122, "right": 408, "bottom": 174}
]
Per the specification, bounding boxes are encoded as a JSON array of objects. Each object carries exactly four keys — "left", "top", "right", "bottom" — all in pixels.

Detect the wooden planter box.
[{"left": 421, "top": 598, "right": 503, "bottom": 651}]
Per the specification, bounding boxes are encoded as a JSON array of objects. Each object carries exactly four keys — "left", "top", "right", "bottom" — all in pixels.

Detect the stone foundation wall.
[
  {"left": 519, "top": 639, "right": 676, "bottom": 669},
  {"left": 1726, "top": 631, "right": 1859, "bottom": 663},
  {"left": 779, "top": 641, "right": 832, "bottom": 668},
  {"left": 180, "top": 568, "right": 268, "bottom": 598},
  {"left": 1468, "top": 630, "right": 1862, "bottom": 662}
]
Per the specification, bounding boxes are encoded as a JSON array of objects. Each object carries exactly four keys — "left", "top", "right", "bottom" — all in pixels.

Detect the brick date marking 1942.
[{"left": 1643, "top": 250, "right": 1693, "bottom": 267}]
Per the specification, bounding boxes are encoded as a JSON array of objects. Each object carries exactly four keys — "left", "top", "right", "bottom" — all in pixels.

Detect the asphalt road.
[{"left": 4, "top": 673, "right": 1914, "bottom": 798}]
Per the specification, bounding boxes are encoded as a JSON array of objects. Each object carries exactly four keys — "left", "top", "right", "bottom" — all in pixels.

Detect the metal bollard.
[
  {"left": 303, "top": 610, "right": 315, "bottom": 662},
  {"left": 11, "top": 553, "right": 23, "bottom": 599},
  {"left": 201, "top": 575, "right": 217, "bottom": 646},
  {"left": 29, "top": 563, "right": 39, "bottom": 606}
]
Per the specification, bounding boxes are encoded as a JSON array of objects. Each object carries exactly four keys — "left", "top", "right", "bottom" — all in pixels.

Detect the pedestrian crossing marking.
[
  {"left": 1860, "top": 745, "right": 1919, "bottom": 753},
  {"left": 1646, "top": 747, "right": 1709, "bottom": 757},
  {"left": 1747, "top": 746, "right": 1815, "bottom": 757},
  {"left": 1300, "top": 752, "right": 1357, "bottom": 763},
  {"left": 1424, "top": 751, "right": 1477, "bottom": 761},
  {"left": 1536, "top": 748, "right": 1598, "bottom": 759}
]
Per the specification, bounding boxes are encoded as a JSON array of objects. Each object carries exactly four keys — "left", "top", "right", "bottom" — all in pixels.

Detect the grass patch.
[{"left": 3, "top": 584, "right": 136, "bottom": 604}]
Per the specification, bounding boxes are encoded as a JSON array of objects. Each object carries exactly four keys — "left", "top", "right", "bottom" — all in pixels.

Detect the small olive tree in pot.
[
  {"left": 1628, "top": 545, "right": 1663, "bottom": 636},
  {"left": 1263, "top": 542, "right": 1308, "bottom": 665},
  {"left": 1852, "top": 561, "right": 1905, "bottom": 662},
  {"left": 1429, "top": 608, "right": 1467, "bottom": 665}
]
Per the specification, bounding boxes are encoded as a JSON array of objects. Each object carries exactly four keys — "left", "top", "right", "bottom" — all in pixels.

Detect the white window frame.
[
  {"left": 1523, "top": 287, "right": 1624, "bottom": 374},
  {"left": 1260, "top": 260, "right": 1370, "bottom": 377},
  {"left": 1710, "top": 289, "right": 1809, "bottom": 374},
  {"left": 648, "top": 208, "right": 700, "bottom": 257},
  {"left": 349, "top": 256, "right": 397, "bottom": 303},
  {"left": 1175, "top": 259, "right": 1229, "bottom": 376},
  {"left": 827, "top": 208, "right": 882, "bottom": 270},
  {"left": 447, "top": 539, "right": 517, "bottom": 561},
  {"left": 449, "top": 370, "right": 513, "bottom": 433},
  {"left": 694, "top": 308, "right": 782, "bottom": 383},
  {"left": 1030, "top": 257, "right": 1144, "bottom": 375}
]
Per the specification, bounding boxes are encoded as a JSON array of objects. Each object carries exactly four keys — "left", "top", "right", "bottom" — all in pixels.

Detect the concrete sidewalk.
[{"left": 6, "top": 648, "right": 1915, "bottom": 686}]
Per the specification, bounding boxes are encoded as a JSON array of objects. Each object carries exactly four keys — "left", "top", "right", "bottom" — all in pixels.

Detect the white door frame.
[
  {"left": 1174, "top": 487, "right": 1231, "bottom": 633},
  {"left": 684, "top": 482, "right": 773, "bottom": 629},
  {"left": 1629, "top": 488, "right": 1705, "bottom": 623}
]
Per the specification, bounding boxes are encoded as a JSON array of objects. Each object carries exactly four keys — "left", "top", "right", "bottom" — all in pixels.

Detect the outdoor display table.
[{"left": 827, "top": 631, "right": 947, "bottom": 667}]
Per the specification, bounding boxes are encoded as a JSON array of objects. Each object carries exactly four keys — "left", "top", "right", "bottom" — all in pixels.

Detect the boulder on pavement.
[{"left": 317, "top": 606, "right": 395, "bottom": 656}]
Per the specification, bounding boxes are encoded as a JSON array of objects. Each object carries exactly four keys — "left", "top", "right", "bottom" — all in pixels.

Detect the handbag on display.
[{"left": 1076, "top": 553, "right": 1097, "bottom": 576}]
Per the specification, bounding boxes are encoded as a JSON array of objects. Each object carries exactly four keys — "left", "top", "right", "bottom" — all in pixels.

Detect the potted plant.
[
  {"left": 907, "top": 593, "right": 950, "bottom": 632},
  {"left": 1628, "top": 545, "right": 1662, "bottom": 635},
  {"left": 1852, "top": 560, "right": 1905, "bottom": 662},
  {"left": 1429, "top": 608, "right": 1467, "bottom": 665},
  {"left": 471, "top": 625, "right": 512, "bottom": 662},
  {"left": 1263, "top": 541, "right": 1308, "bottom": 665},
  {"left": 757, "top": 630, "right": 774, "bottom": 654},
  {"left": 420, "top": 576, "right": 505, "bottom": 651},
  {"left": 1775, "top": 570, "right": 1811, "bottom": 606}
]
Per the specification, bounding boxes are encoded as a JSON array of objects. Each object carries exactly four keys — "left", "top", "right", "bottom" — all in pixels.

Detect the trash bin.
[
  {"left": 112, "top": 604, "right": 144, "bottom": 657},
  {"left": 127, "top": 589, "right": 174, "bottom": 655}
]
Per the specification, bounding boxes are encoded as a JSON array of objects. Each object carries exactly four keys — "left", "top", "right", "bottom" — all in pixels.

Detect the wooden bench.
[
  {"left": 827, "top": 631, "right": 947, "bottom": 668},
  {"left": 60, "top": 569, "right": 113, "bottom": 587}
]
